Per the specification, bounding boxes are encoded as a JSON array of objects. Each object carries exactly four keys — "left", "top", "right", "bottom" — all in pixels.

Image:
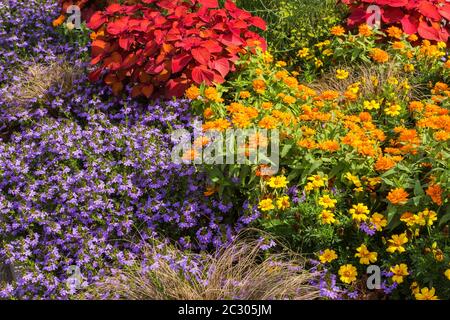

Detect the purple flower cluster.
[{"left": 0, "top": 111, "right": 258, "bottom": 298}]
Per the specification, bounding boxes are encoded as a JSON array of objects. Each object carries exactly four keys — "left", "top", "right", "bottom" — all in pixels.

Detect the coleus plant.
[
  {"left": 87, "top": 0, "right": 267, "bottom": 98},
  {"left": 59, "top": 0, "right": 114, "bottom": 22},
  {"left": 341, "top": 0, "right": 450, "bottom": 42}
]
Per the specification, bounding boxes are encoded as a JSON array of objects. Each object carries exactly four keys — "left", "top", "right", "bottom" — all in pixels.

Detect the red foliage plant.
[
  {"left": 59, "top": 0, "right": 114, "bottom": 22},
  {"left": 86, "top": 0, "right": 267, "bottom": 98},
  {"left": 341, "top": 0, "right": 450, "bottom": 42}
]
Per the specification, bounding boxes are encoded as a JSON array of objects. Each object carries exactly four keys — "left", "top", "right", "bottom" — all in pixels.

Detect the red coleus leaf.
[
  {"left": 165, "top": 78, "right": 190, "bottom": 98},
  {"left": 192, "top": 47, "right": 211, "bottom": 65},
  {"left": 107, "top": 17, "right": 130, "bottom": 35},
  {"left": 400, "top": 14, "right": 419, "bottom": 34},
  {"left": 141, "top": 84, "right": 154, "bottom": 98},
  {"left": 87, "top": 12, "right": 107, "bottom": 30},
  {"left": 438, "top": 4, "right": 450, "bottom": 22},
  {"left": 381, "top": 7, "right": 404, "bottom": 23},
  {"left": 249, "top": 16, "right": 267, "bottom": 30},
  {"left": 105, "top": 3, "right": 123, "bottom": 15},
  {"left": 119, "top": 37, "right": 134, "bottom": 51},
  {"left": 172, "top": 53, "right": 192, "bottom": 73},
  {"left": 91, "top": 40, "right": 109, "bottom": 58},
  {"left": 104, "top": 52, "right": 122, "bottom": 70},
  {"left": 88, "top": 67, "right": 103, "bottom": 82},
  {"left": 197, "top": 0, "right": 219, "bottom": 9},
  {"left": 418, "top": 20, "right": 441, "bottom": 41},
  {"left": 380, "top": 0, "right": 408, "bottom": 6},
  {"left": 210, "top": 58, "right": 230, "bottom": 78},
  {"left": 417, "top": 1, "right": 441, "bottom": 21},
  {"left": 191, "top": 66, "right": 215, "bottom": 85}
]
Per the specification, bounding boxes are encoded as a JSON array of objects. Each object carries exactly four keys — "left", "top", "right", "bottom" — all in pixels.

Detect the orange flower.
[
  {"left": 409, "top": 101, "right": 424, "bottom": 112},
  {"left": 318, "top": 140, "right": 340, "bottom": 152},
  {"left": 387, "top": 26, "right": 403, "bottom": 39},
  {"left": 283, "top": 95, "right": 296, "bottom": 104},
  {"left": 375, "top": 156, "right": 396, "bottom": 171},
  {"left": 52, "top": 15, "right": 66, "bottom": 27},
  {"left": 297, "top": 139, "right": 317, "bottom": 149},
  {"left": 239, "top": 91, "right": 251, "bottom": 99},
  {"left": 203, "top": 107, "right": 214, "bottom": 119},
  {"left": 358, "top": 24, "right": 372, "bottom": 37},
  {"left": 426, "top": 184, "right": 443, "bottom": 206},
  {"left": 370, "top": 48, "right": 389, "bottom": 63},
  {"left": 204, "top": 186, "right": 217, "bottom": 196},
  {"left": 320, "top": 90, "right": 340, "bottom": 101},
  {"left": 434, "top": 130, "right": 450, "bottom": 141},
  {"left": 392, "top": 41, "right": 405, "bottom": 50},
  {"left": 252, "top": 79, "right": 266, "bottom": 94},
  {"left": 258, "top": 116, "right": 278, "bottom": 129},
  {"left": 387, "top": 188, "right": 409, "bottom": 205},
  {"left": 261, "top": 102, "right": 273, "bottom": 110},
  {"left": 331, "top": 26, "right": 345, "bottom": 36},
  {"left": 185, "top": 85, "right": 200, "bottom": 100}
]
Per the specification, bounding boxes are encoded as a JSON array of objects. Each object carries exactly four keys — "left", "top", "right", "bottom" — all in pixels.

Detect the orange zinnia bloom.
[
  {"left": 375, "top": 156, "right": 396, "bottom": 171},
  {"left": 426, "top": 184, "right": 443, "bottom": 206},
  {"left": 387, "top": 188, "right": 409, "bottom": 205},
  {"left": 370, "top": 48, "right": 389, "bottom": 63}
]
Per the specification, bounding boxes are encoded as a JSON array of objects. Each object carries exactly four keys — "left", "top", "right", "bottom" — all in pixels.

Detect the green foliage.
[{"left": 235, "top": 0, "right": 347, "bottom": 70}]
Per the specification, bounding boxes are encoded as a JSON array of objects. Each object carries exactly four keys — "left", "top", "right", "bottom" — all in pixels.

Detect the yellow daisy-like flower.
[
  {"left": 338, "top": 264, "right": 357, "bottom": 284},
  {"left": 319, "top": 249, "right": 338, "bottom": 264},
  {"left": 349, "top": 203, "right": 370, "bottom": 222},
  {"left": 363, "top": 100, "right": 380, "bottom": 110},
  {"left": 318, "top": 195, "right": 337, "bottom": 209},
  {"left": 417, "top": 208, "right": 438, "bottom": 226},
  {"left": 445, "top": 269, "right": 450, "bottom": 280},
  {"left": 267, "top": 176, "right": 288, "bottom": 189},
  {"left": 336, "top": 69, "right": 349, "bottom": 80},
  {"left": 258, "top": 199, "right": 275, "bottom": 212},
  {"left": 320, "top": 210, "right": 336, "bottom": 225},
  {"left": 390, "top": 264, "right": 409, "bottom": 284},
  {"left": 386, "top": 233, "right": 408, "bottom": 254},
  {"left": 276, "top": 196, "right": 290, "bottom": 210},
  {"left": 384, "top": 103, "right": 402, "bottom": 117},
  {"left": 415, "top": 287, "right": 438, "bottom": 300},
  {"left": 370, "top": 213, "right": 387, "bottom": 231},
  {"left": 355, "top": 244, "right": 377, "bottom": 265},
  {"left": 297, "top": 48, "right": 310, "bottom": 58}
]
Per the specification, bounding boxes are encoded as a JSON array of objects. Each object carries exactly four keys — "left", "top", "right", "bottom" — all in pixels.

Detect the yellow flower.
[
  {"left": 445, "top": 269, "right": 450, "bottom": 280},
  {"left": 390, "top": 264, "right": 409, "bottom": 284},
  {"left": 318, "top": 195, "right": 337, "bottom": 209},
  {"left": 204, "top": 87, "right": 223, "bottom": 102},
  {"left": 258, "top": 199, "right": 275, "bottom": 212},
  {"left": 349, "top": 203, "right": 370, "bottom": 222},
  {"left": 415, "top": 287, "right": 438, "bottom": 300},
  {"left": 404, "top": 63, "right": 414, "bottom": 72},
  {"left": 363, "top": 100, "right": 380, "bottom": 110},
  {"left": 336, "top": 69, "right": 349, "bottom": 80},
  {"left": 355, "top": 244, "right": 377, "bottom": 265},
  {"left": 320, "top": 210, "right": 336, "bottom": 225},
  {"left": 370, "top": 213, "right": 387, "bottom": 231},
  {"left": 338, "top": 264, "right": 357, "bottom": 284},
  {"left": 268, "top": 176, "right": 288, "bottom": 189},
  {"left": 386, "top": 233, "right": 408, "bottom": 254},
  {"left": 314, "top": 58, "right": 323, "bottom": 68},
  {"left": 297, "top": 48, "right": 310, "bottom": 58},
  {"left": 417, "top": 208, "right": 437, "bottom": 226},
  {"left": 307, "top": 175, "right": 327, "bottom": 188},
  {"left": 319, "top": 249, "right": 338, "bottom": 264},
  {"left": 384, "top": 103, "right": 401, "bottom": 117},
  {"left": 276, "top": 196, "right": 290, "bottom": 210}
]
